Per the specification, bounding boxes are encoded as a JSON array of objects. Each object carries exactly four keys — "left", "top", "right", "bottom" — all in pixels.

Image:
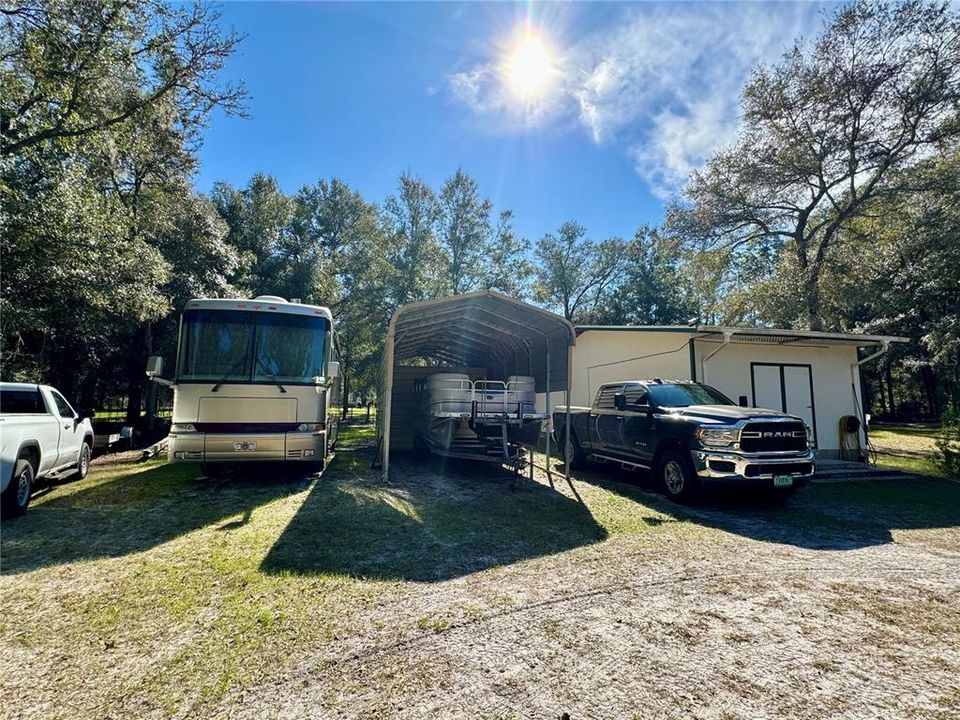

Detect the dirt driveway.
[{"left": 2, "top": 429, "right": 959, "bottom": 719}]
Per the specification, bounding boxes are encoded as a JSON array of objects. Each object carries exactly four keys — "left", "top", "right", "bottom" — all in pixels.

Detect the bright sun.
[{"left": 504, "top": 32, "right": 555, "bottom": 100}]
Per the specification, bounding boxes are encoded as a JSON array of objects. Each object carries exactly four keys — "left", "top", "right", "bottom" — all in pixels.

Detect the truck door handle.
[
  {"left": 616, "top": 416, "right": 625, "bottom": 422},
  {"left": 589, "top": 413, "right": 598, "bottom": 418}
]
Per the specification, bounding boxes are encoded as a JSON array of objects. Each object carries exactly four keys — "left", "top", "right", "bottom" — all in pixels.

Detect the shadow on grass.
[
  {"left": 566, "top": 460, "right": 960, "bottom": 551},
  {"left": 1, "top": 463, "right": 310, "bottom": 575},
  {"left": 260, "top": 445, "right": 608, "bottom": 582}
]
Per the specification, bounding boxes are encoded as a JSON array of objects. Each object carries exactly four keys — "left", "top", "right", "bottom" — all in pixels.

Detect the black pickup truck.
[{"left": 553, "top": 380, "right": 815, "bottom": 501}]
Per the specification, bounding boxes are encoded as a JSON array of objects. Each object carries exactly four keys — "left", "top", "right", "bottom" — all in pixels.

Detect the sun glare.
[{"left": 504, "top": 32, "right": 556, "bottom": 100}]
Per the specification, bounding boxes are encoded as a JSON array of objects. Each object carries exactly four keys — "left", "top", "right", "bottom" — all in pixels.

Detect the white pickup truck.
[{"left": 0, "top": 383, "right": 95, "bottom": 517}]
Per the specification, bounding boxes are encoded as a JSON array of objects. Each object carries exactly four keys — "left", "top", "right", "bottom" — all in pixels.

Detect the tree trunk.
[
  {"left": 884, "top": 361, "right": 896, "bottom": 419},
  {"left": 876, "top": 373, "right": 888, "bottom": 415},
  {"left": 803, "top": 271, "right": 823, "bottom": 331},
  {"left": 125, "top": 324, "right": 152, "bottom": 426},
  {"left": 921, "top": 365, "right": 938, "bottom": 419}
]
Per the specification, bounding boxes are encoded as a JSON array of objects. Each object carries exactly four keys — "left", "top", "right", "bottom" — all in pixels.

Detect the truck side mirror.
[
  {"left": 738, "top": 395, "right": 749, "bottom": 407},
  {"left": 145, "top": 355, "right": 164, "bottom": 377},
  {"left": 326, "top": 361, "right": 340, "bottom": 379},
  {"left": 79, "top": 407, "right": 96, "bottom": 420},
  {"left": 614, "top": 393, "right": 626, "bottom": 411}
]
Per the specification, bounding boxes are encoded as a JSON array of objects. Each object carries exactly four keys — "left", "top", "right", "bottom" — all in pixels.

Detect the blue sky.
[{"left": 196, "top": 2, "right": 825, "bottom": 242}]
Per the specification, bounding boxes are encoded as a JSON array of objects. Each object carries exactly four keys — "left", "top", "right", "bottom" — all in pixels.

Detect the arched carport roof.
[
  {"left": 378, "top": 291, "right": 576, "bottom": 479},
  {"left": 391, "top": 291, "right": 575, "bottom": 390}
]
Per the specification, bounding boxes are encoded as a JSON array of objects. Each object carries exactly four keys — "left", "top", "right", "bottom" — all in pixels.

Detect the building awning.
[
  {"left": 576, "top": 324, "right": 908, "bottom": 347},
  {"left": 695, "top": 326, "right": 909, "bottom": 347}
]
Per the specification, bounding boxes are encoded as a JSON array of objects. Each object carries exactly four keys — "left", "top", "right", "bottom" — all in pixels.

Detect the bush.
[{"left": 936, "top": 410, "right": 960, "bottom": 479}]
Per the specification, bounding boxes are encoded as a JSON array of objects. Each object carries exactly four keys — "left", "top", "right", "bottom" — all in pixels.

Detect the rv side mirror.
[
  {"left": 614, "top": 393, "right": 627, "bottom": 411},
  {"left": 145, "top": 355, "right": 164, "bottom": 378},
  {"left": 738, "top": 395, "right": 749, "bottom": 407},
  {"left": 326, "top": 361, "right": 340, "bottom": 379}
]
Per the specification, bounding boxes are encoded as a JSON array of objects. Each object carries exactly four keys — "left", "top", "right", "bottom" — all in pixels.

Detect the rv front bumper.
[
  {"left": 690, "top": 448, "right": 815, "bottom": 486},
  {"left": 169, "top": 431, "right": 326, "bottom": 463}
]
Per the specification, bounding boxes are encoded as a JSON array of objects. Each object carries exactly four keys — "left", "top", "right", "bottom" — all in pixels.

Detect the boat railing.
[{"left": 417, "top": 377, "right": 542, "bottom": 419}]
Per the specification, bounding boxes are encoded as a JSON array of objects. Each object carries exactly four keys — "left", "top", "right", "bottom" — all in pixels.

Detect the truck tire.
[
  {"left": 2, "top": 458, "right": 34, "bottom": 518},
  {"left": 657, "top": 449, "right": 700, "bottom": 503},
  {"left": 568, "top": 431, "right": 587, "bottom": 470},
  {"left": 70, "top": 441, "right": 92, "bottom": 481}
]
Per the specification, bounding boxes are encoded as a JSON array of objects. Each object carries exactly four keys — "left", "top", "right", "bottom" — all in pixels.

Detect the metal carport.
[{"left": 376, "top": 291, "right": 576, "bottom": 481}]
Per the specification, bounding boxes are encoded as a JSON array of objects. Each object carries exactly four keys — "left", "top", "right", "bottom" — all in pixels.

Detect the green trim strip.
[
  {"left": 688, "top": 339, "right": 697, "bottom": 381},
  {"left": 575, "top": 326, "right": 699, "bottom": 335}
]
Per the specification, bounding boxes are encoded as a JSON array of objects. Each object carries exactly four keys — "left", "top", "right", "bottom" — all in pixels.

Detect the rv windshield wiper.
[
  {"left": 211, "top": 357, "right": 248, "bottom": 392},
  {"left": 254, "top": 357, "right": 287, "bottom": 393}
]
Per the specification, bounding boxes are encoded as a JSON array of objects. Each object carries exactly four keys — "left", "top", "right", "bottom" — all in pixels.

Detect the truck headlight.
[
  {"left": 695, "top": 426, "right": 738, "bottom": 447},
  {"left": 171, "top": 423, "right": 196, "bottom": 433},
  {"left": 296, "top": 423, "right": 325, "bottom": 432}
]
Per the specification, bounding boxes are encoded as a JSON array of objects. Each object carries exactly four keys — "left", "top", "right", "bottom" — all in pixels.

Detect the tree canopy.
[
  {"left": 668, "top": 0, "right": 960, "bottom": 330},
  {"left": 1, "top": 0, "right": 957, "bottom": 424}
]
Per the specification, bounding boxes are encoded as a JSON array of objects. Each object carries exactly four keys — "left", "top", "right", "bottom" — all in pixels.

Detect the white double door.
[{"left": 751, "top": 363, "right": 817, "bottom": 446}]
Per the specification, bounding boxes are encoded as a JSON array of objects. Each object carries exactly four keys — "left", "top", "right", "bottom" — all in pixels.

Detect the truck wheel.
[
  {"left": 2, "top": 458, "right": 34, "bottom": 518},
  {"left": 71, "top": 441, "right": 92, "bottom": 481},
  {"left": 658, "top": 450, "right": 700, "bottom": 503},
  {"left": 568, "top": 431, "right": 587, "bottom": 470}
]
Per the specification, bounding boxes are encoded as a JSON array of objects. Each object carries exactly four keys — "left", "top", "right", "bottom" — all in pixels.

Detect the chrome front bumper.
[
  {"left": 169, "top": 431, "right": 326, "bottom": 463},
  {"left": 690, "top": 448, "right": 815, "bottom": 481}
]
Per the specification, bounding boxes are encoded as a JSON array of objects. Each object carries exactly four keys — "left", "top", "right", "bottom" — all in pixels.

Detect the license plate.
[
  {"left": 774, "top": 474, "right": 794, "bottom": 487},
  {"left": 234, "top": 441, "right": 257, "bottom": 452}
]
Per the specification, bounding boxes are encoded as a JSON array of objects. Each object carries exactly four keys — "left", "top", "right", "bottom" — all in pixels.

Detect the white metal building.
[{"left": 543, "top": 325, "right": 907, "bottom": 457}]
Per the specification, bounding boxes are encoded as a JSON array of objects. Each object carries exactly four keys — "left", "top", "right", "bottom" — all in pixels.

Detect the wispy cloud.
[{"left": 445, "top": 3, "right": 823, "bottom": 199}]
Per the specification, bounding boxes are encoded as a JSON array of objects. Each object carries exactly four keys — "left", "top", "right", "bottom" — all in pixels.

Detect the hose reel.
[{"left": 839, "top": 415, "right": 864, "bottom": 462}]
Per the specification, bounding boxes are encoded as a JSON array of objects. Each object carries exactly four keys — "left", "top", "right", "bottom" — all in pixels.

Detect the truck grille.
[{"left": 739, "top": 422, "right": 807, "bottom": 452}]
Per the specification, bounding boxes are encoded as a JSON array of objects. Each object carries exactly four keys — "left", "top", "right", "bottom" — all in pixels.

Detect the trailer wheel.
[
  {"left": 412, "top": 435, "right": 429, "bottom": 460},
  {"left": 2, "top": 458, "right": 34, "bottom": 518}
]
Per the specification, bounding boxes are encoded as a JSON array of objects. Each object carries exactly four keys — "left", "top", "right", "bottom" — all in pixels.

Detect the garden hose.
[{"left": 839, "top": 415, "right": 864, "bottom": 462}]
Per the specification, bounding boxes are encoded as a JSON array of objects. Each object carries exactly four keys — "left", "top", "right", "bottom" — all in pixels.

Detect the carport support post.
[
  {"left": 382, "top": 327, "right": 395, "bottom": 481},
  {"left": 544, "top": 347, "right": 551, "bottom": 479},
  {"left": 564, "top": 342, "right": 572, "bottom": 482}
]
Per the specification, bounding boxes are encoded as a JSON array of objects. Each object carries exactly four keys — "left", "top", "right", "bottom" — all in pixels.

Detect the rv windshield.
[{"left": 177, "top": 309, "right": 329, "bottom": 384}]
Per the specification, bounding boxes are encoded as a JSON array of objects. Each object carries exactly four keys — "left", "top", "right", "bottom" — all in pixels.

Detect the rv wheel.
[{"left": 201, "top": 463, "right": 228, "bottom": 478}]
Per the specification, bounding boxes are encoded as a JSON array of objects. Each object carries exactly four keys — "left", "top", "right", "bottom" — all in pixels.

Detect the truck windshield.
[
  {"left": 649, "top": 383, "right": 733, "bottom": 407},
  {"left": 177, "top": 309, "right": 329, "bottom": 384}
]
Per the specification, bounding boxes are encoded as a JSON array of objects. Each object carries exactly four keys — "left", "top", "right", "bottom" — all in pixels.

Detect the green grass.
[
  {"left": 867, "top": 421, "right": 950, "bottom": 479},
  {"left": 3, "top": 425, "right": 959, "bottom": 717},
  {"left": 869, "top": 422, "right": 940, "bottom": 456},
  {"left": 874, "top": 452, "right": 948, "bottom": 478}
]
